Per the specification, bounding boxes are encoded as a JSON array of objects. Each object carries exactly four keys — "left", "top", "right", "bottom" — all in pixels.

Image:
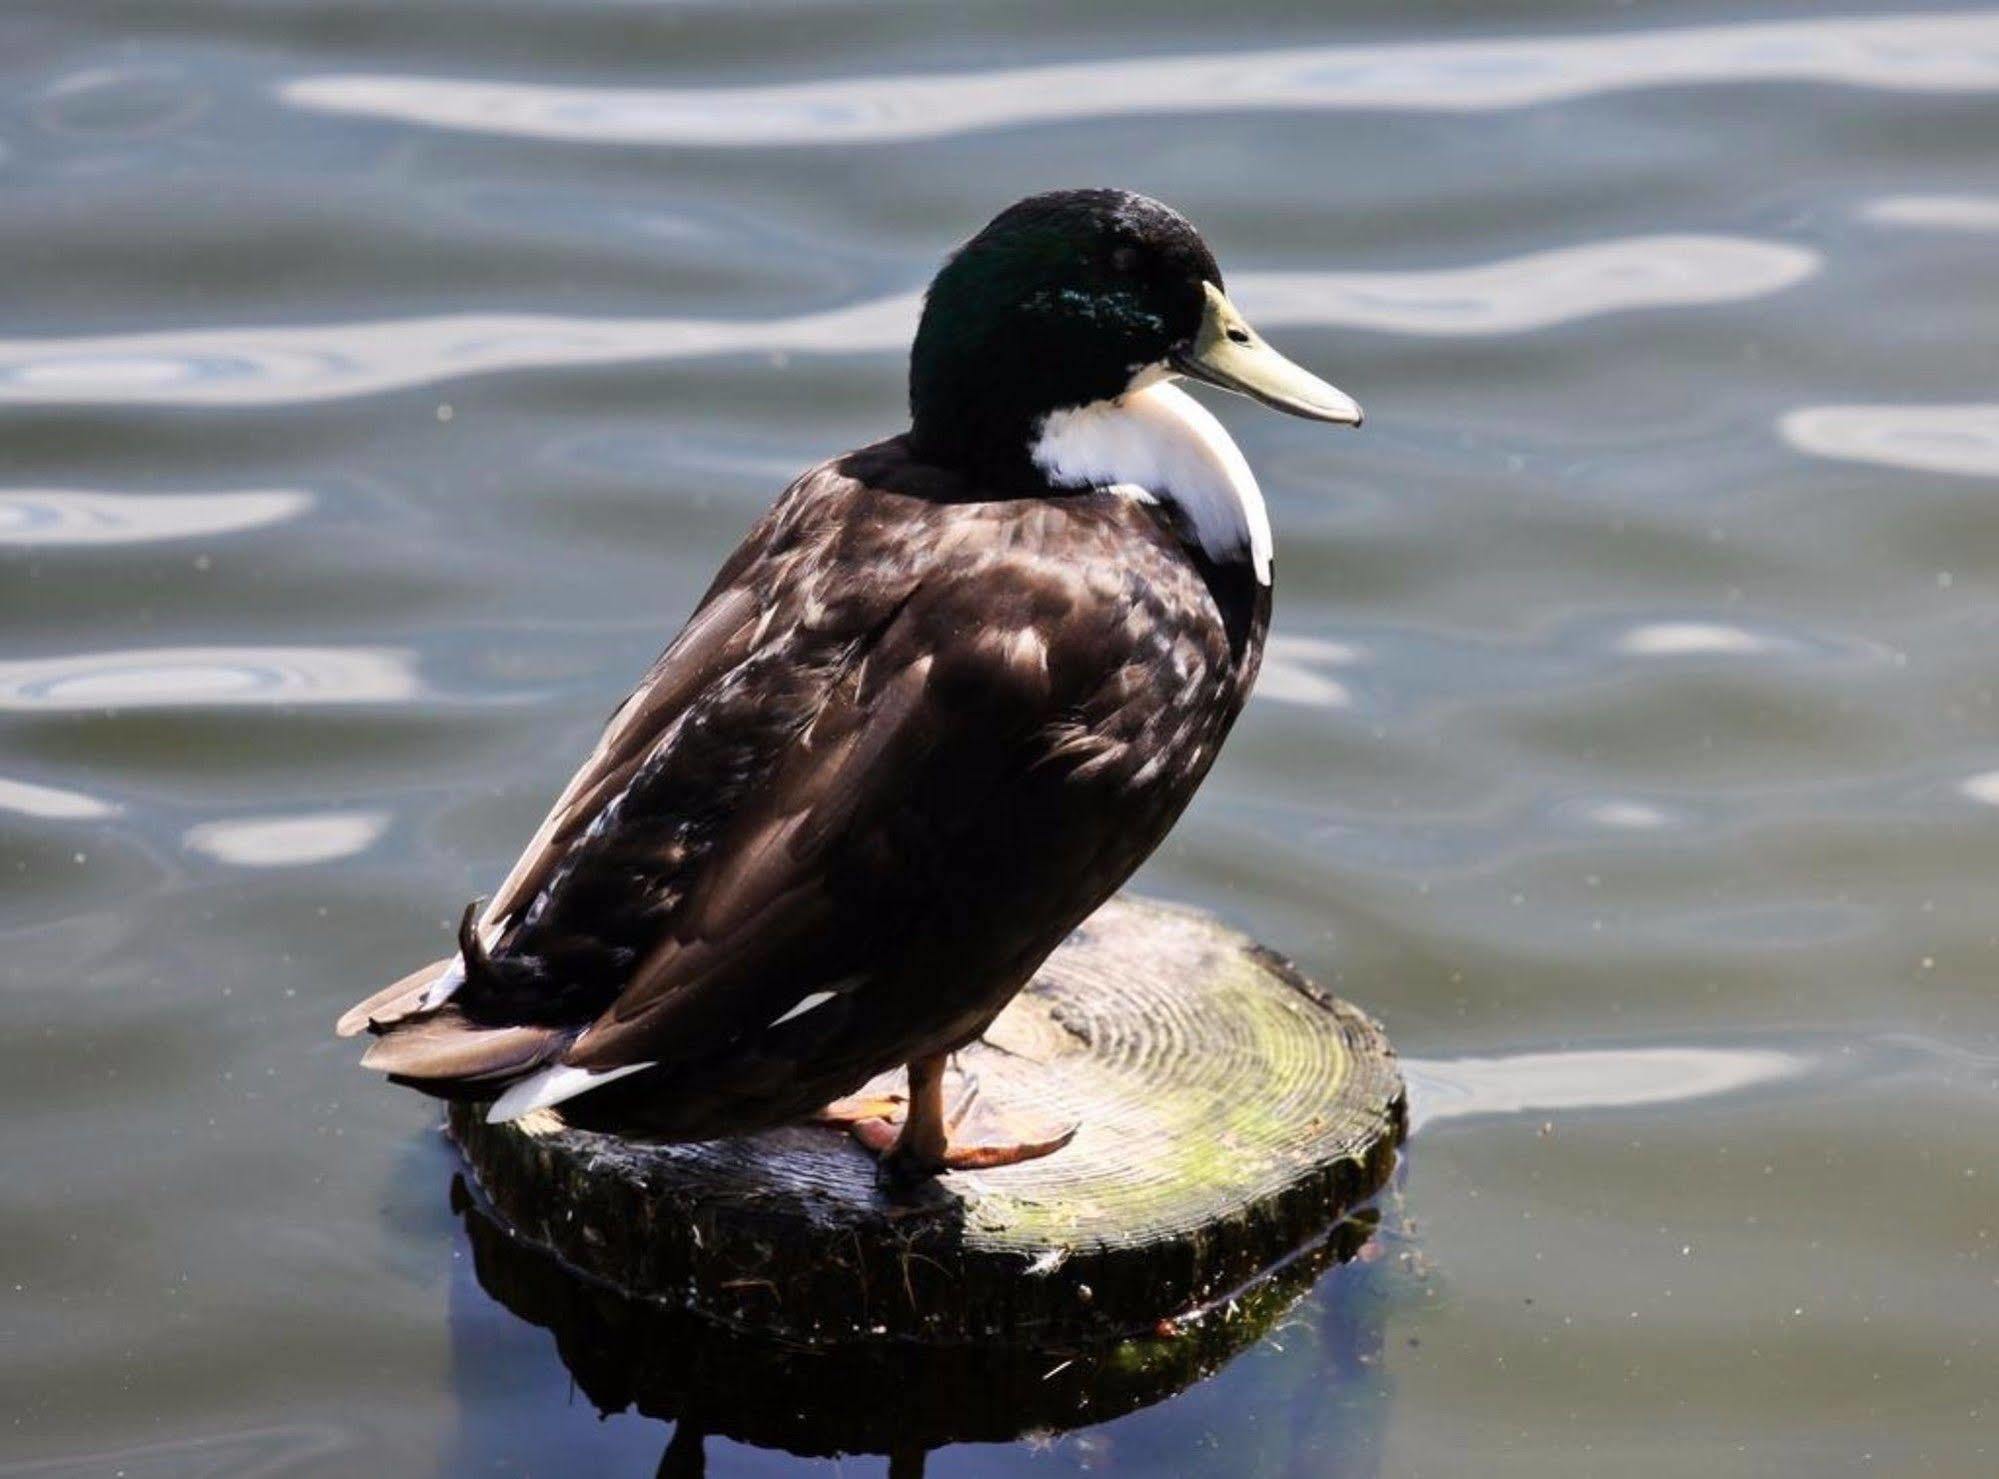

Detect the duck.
[{"left": 337, "top": 188, "right": 1361, "bottom": 1181}]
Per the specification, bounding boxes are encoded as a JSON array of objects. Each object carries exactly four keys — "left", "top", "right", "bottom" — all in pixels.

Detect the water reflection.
[
  {"left": 0, "top": 776, "right": 119, "bottom": 820},
  {"left": 1565, "top": 797, "right": 1678, "bottom": 831},
  {"left": 440, "top": 1036, "right": 1804, "bottom": 1470},
  {"left": 0, "top": 488, "right": 310, "bottom": 546},
  {"left": 1404, "top": 1045, "right": 1806, "bottom": 1134},
  {"left": 13, "top": 0, "right": 1999, "bottom": 1465},
  {"left": 33, "top": 64, "right": 210, "bottom": 141},
  {"left": 283, "top": 12, "right": 1999, "bottom": 147},
  {"left": 1862, "top": 194, "right": 1999, "bottom": 230},
  {"left": 0, "top": 645, "right": 420, "bottom": 711},
  {"left": 1613, "top": 620, "right": 1784, "bottom": 658},
  {"left": 1260, "top": 635, "right": 1362, "bottom": 709},
  {"left": 0, "top": 296, "right": 921, "bottom": 408},
  {"left": 447, "top": 1174, "right": 1386, "bottom": 1476},
  {"left": 1248, "top": 237, "right": 1815, "bottom": 338},
  {"left": 182, "top": 809, "right": 389, "bottom": 866},
  {"left": 0, "top": 236, "right": 1812, "bottom": 407},
  {"left": 1780, "top": 403, "right": 1999, "bottom": 479},
  {"left": 0, "top": 1425, "right": 349, "bottom": 1477}
]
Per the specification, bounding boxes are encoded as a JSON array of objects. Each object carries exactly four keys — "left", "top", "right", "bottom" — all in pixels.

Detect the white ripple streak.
[
  {"left": 0, "top": 776, "right": 120, "bottom": 820},
  {"left": 1579, "top": 799, "right": 1675, "bottom": 830},
  {"left": 1259, "top": 635, "right": 1362, "bottom": 709},
  {"left": 184, "top": 810, "right": 389, "bottom": 866},
  {"left": 0, "top": 488, "right": 310, "bottom": 545},
  {"left": 1862, "top": 194, "right": 1999, "bottom": 230},
  {"left": 1615, "top": 621, "right": 1782, "bottom": 657},
  {"left": 1405, "top": 1046, "right": 1805, "bottom": 1134},
  {"left": 0, "top": 646, "right": 420, "bottom": 711},
  {"left": 282, "top": 13, "right": 1999, "bottom": 146},
  {"left": 0, "top": 236, "right": 1815, "bottom": 408},
  {"left": 0, "top": 293, "right": 917, "bottom": 408},
  {"left": 1780, "top": 404, "right": 1999, "bottom": 478},
  {"left": 1254, "top": 237, "right": 1815, "bottom": 337}
]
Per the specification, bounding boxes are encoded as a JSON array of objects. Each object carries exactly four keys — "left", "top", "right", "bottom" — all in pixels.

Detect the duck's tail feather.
[
  {"left": 339, "top": 899, "right": 613, "bottom": 1106},
  {"left": 336, "top": 900, "right": 510, "bottom": 1040},
  {"left": 334, "top": 955, "right": 457, "bottom": 1038},
  {"left": 359, "top": 1011, "right": 568, "bottom": 1094}
]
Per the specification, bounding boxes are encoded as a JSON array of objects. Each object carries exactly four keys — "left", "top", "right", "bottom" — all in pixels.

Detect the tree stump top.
[{"left": 448, "top": 894, "right": 1405, "bottom": 1348}]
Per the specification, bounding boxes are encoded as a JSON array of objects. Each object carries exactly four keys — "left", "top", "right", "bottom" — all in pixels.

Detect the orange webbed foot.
[{"left": 827, "top": 1056, "right": 1077, "bottom": 1182}]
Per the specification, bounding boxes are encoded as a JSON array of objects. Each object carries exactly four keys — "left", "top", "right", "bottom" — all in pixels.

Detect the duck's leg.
[{"left": 848, "top": 1053, "right": 1076, "bottom": 1179}]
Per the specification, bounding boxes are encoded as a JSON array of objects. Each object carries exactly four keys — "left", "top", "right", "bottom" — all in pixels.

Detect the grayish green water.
[{"left": 5, "top": 2, "right": 1998, "bottom": 1474}]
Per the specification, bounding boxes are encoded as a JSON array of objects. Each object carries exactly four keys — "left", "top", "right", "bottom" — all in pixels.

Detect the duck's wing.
[
  {"left": 331, "top": 581, "right": 764, "bottom": 1040},
  {"left": 353, "top": 494, "right": 1132, "bottom": 1121},
  {"left": 364, "top": 626, "right": 936, "bottom": 1110},
  {"left": 333, "top": 448, "right": 840, "bottom": 1046},
  {"left": 331, "top": 583, "right": 759, "bottom": 1031},
  {"left": 484, "top": 581, "right": 765, "bottom": 936},
  {"left": 503, "top": 544, "right": 1108, "bottom": 1116}
]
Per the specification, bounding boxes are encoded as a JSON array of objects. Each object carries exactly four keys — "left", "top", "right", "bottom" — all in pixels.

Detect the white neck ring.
[{"left": 1030, "top": 380, "right": 1273, "bottom": 586}]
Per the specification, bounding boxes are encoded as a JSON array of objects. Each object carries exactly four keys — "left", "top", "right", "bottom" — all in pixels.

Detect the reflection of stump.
[
  {"left": 448, "top": 894, "right": 1405, "bottom": 1346},
  {"left": 453, "top": 1175, "right": 1382, "bottom": 1457}
]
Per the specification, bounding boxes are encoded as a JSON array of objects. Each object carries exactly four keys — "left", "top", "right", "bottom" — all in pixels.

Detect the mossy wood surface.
[{"left": 447, "top": 894, "right": 1405, "bottom": 1347}]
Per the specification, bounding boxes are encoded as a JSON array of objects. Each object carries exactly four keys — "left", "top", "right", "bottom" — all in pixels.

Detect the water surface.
[{"left": 5, "top": 2, "right": 1998, "bottom": 1474}]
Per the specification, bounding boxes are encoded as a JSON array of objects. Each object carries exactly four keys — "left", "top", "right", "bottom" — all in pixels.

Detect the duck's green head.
[{"left": 908, "top": 188, "right": 1360, "bottom": 475}]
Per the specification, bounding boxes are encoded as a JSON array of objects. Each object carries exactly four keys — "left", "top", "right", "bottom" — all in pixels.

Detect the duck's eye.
[{"left": 1110, "top": 245, "right": 1141, "bottom": 274}]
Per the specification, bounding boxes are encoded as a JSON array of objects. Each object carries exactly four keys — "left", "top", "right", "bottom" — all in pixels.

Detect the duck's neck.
[{"left": 1028, "top": 381, "right": 1273, "bottom": 587}]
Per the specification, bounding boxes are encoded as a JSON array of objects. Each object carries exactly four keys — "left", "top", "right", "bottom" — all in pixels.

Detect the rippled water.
[{"left": 6, "top": 2, "right": 1998, "bottom": 1474}]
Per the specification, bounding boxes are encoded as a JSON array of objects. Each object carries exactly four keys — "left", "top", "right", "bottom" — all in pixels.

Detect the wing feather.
[
  {"left": 339, "top": 454, "right": 1163, "bottom": 1125},
  {"left": 559, "top": 558, "right": 1097, "bottom": 1074},
  {"left": 483, "top": 585, "right": 759, "bottom": 930}
]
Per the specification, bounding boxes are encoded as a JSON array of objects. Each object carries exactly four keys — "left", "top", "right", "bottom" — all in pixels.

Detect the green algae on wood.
[{"left": 446, "top": 893, "right": 1406, "bottom": 1347}]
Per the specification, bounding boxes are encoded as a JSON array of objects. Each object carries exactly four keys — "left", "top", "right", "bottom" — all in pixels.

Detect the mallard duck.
[{"left": 338, "top": 189, "right": 1360, "bottom": 1180}]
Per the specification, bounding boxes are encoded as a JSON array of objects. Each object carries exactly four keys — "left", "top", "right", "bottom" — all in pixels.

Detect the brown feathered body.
[{"left": 340, "top": 436, "right": 1268, "bottom": 1137}]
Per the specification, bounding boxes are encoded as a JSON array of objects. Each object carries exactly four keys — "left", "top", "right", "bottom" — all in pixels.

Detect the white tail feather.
[
  {"left": 768, "top": 989, "right": 838, "bottom": 1027},
  {"left": 485, "top": 1060, "right": 653, "bottom": 1124},
  {"left": 416, "top": 956, "right": 466, "bottom": 1013}
]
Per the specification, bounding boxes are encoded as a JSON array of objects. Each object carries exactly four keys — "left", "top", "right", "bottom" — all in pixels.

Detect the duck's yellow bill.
[{"left": 1171, "top": 281, "right": 1363, "bottom": 426}]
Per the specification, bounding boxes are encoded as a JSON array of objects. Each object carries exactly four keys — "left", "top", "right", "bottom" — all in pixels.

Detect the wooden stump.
[
  {"left": 453, "top": 1178, "right": 1385, "bottom": 1457},
  {"left": 448, "top": 894, "right": 1405, "bottom": 1348}
]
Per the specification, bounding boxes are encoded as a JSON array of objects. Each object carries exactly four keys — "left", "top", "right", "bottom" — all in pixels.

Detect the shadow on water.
[{"left": 442, "top": 1169, "right": 1399, "bottom": 1476}]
